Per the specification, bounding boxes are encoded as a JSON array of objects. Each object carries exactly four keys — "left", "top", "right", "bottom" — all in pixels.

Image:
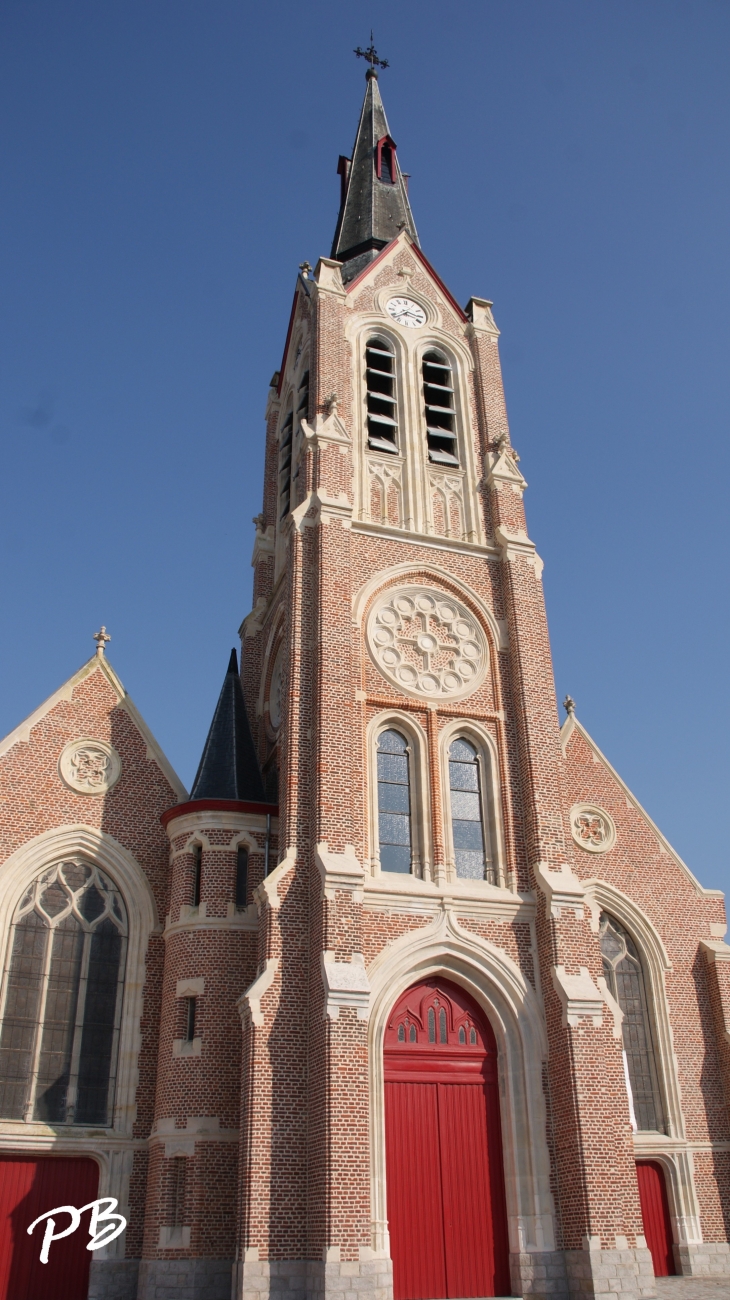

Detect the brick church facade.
[{"left": 1, "top": 67, "right": 729, "bottom": 1300}]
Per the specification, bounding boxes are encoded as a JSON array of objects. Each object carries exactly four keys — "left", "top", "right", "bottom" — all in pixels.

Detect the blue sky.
[{"left": 1, "top": 2, "right": 728, "bottom": 891}]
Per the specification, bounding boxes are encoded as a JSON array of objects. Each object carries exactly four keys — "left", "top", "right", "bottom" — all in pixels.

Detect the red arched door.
[
  {"left": 384, "top": 978, "right": 511, "bottom": 1300},
  {"left": 636, "top": 1161, "right": 675, "bottom": 1277}
]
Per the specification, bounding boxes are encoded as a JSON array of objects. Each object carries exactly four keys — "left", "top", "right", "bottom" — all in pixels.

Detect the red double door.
[
  {"left": 0, "top": 1156, "right": 99, "bottom": 1300},
  {"left": 384, "top": 978, "right": 511, "bottom": 1300}
]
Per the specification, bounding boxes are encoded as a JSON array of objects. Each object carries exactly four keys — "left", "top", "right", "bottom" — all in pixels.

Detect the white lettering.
[{"left": 27, "top": 1198, "right": 127, "bottom": 1263}]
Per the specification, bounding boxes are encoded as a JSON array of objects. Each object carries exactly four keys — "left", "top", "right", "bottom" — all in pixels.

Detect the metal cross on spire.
[{"left": 354, "top": 32, "right": 389, "bottom": 74}]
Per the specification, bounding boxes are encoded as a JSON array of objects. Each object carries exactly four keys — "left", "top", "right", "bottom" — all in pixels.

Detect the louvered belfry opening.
[
  {"left": 423, "top": 349, "right": 459, "bottom": 466},
  {"left": 366, "top": 338, "right": 398, "bottom": 453},
  {"left": 278, "top": 408, "right": 293, "bottom": 519}
]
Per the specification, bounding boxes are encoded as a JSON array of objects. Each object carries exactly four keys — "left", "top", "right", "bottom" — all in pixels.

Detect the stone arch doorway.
[{"left": 384, "top": 977, "right": 511, "bottom": 1299}]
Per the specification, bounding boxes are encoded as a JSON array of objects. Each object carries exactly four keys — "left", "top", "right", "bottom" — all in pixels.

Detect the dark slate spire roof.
[
  {"left": 189, "top": 649, "right": 267, "bottom": 803},
  {"left": 331, "top": 70, "right": 419, "bottom": 284}
]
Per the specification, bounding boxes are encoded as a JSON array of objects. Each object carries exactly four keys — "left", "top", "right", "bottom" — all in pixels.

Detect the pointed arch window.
[
  {"left": 0, "top": 861, "right": 127, "bottom": 1126},
  {"left": 423, "top": 349, "right": 458, "bottom": 466},
  {"left": 448, "top": 738, "right": 495, "bottom": 883},
  {"left": 600, "top": 912, "right": 664, "bottom": 1133},
  {"left": 376, "top": 136, "right": 397, "bottom": 185},
  {"left": 376, "top": 729, "right": 412, "bottom": 873},
  {"left": 365, "top": 339, "right": 398, "bottom": 454}
]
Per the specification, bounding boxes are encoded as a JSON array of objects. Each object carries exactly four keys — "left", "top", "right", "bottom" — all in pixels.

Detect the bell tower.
[{"left": 235, "top": 61, "right": 653, "bottom": 1300}]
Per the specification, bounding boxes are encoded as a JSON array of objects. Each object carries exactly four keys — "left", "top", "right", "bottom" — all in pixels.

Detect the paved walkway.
[{"left": 656, "top": 1279, "right": 730, "bottom": 1299}]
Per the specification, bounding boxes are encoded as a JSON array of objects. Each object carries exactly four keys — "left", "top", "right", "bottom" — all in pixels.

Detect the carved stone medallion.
[
  {"left": 58, "top": 738, "right": 122, "bottom": 796},
  {"left": 569, "top": 803, "right": 616, "bottom": 853},
  {"left": 366, "top": 585, "right": 488, "bottom": 701}
]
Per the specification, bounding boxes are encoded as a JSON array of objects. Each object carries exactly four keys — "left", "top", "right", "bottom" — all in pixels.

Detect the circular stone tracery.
[{"left": 366, "top": 586, "right": 489, "bottom": 701}]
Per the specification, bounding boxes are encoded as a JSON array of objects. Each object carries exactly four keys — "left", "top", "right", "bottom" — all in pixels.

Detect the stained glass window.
[
  {"left": 0, "top": 862, "right": 127, "bottom": 1126},
  {"left": 600, "top": 912, "right": 664, "bottom": 1133},
  {"left": 377, "top": 730, "right": 412, "bottom": 873},
  {"left": 448, "top": 738, "right": 495, "bottom": 882}
]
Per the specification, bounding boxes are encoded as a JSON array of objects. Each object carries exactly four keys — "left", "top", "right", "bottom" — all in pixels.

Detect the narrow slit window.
[
  {"left": 439, "top": 1007, "right": 447, "bottom": 1043},
  {"left": 398, "top": 1023, "right": 405, "bottom": 1042},
  {"left": 365, "top": 339, "right": 398, "bottom": 454},
  {"left": 278, "top": 408, "right": 293, "bottom": 520},
  {"left": 600, "top": 913, "right": 664, "bottom": 1133},
  {"left": 172, "top": 1158, "right": 187, "bottom": 1227},
  {"left": 192, "top": 845, "right": 202, "bottom": 908},
  {"left": 376, "top": 729, "right": 412, "bottom": 873},
  {"left": 235, "top": 847, "right": 248, "bottom": 910},
  {"left": 185, "top": 998, "right": 196, "bottom": 1043},
  {"left": 377, "top": 138, "right": 396, "bottom": 185},
  {"left": 449, "top": 738, "right": 494, "bottom": 883},
  {"left": 409, "top": 1024, "right": 416, "bottom": 1043},
  {"left": 428, "top": 1008, "right": 436, "bottom": 1042},
  {"left": 459, "top": 1026, "right": 466, "bottom": 1044},
  {"left": 422, "top": 349, "right": 458, "bottom": 466}
]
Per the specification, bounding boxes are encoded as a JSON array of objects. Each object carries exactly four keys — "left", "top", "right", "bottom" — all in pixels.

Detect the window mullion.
[
  {"left": 24, "top": 919, "right": 54, "bottom": 1123},
  {"left": 103, "top": 934, "right": 128, "bottom": 1128},
  {"left": 66, "top": 925, "right": 93, "bottom": 1122}
]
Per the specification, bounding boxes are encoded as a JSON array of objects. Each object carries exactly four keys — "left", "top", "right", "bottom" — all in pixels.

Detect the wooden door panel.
[
  {"left": 0, "top": 1156, "right": 99, "bottom": 1300},
  {"left": 385, "top": 1080, "right": 447, "bottom": 1300},
  {"left": 636, "top": 1161, "right": 675, "bottom": 1278}
]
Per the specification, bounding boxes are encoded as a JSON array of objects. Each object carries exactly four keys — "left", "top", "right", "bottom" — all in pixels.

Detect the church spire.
[
  {"left": 189, "top": 648, "right": 266, "bottom": 802},
  {"left": 331, "top": 67, "right": 419, "bottom": 284}
]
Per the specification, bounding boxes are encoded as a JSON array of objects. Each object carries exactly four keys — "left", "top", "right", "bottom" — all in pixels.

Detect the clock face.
[{"left": 385, "top": 297, "right": 426, "bottom": 328}]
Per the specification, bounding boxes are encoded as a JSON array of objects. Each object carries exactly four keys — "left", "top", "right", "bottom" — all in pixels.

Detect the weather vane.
[{"left": 354, "top": 32, "right": 389, "bottom": 73}]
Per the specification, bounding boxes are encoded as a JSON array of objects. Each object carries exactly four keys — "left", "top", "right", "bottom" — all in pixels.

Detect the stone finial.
[
  {"left": 325, "top": 392, "right": 339, "bottom": 417},
  {"left": 299, "top": 261, "right": 312, "bottom": 278},
  {"left": 563, "top": 695, "right": 576, "bottom": 716},
  {"left": 93, "top": 627, "right": 111, "bottom": 658}
]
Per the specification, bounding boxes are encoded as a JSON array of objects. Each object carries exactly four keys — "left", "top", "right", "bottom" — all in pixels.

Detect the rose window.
[{"left": 367, "top": 586, "right": 488, "bottom": 700}]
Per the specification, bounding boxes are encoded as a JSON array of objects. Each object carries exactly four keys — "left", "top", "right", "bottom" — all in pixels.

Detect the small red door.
[
  {"left": 384, "top": 978, "right": 511, "bottom": 1300},
  {"left": 0, "top": 1156, "right": 99, "bottom": 1300},
  {"left": 636, "top": 1161, "right": 675, "bottom": 1277}
]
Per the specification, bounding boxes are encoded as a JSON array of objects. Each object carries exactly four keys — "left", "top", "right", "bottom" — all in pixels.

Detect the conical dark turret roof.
[
  {"left": 189, "top": 649, "right": 266, "bottom": 803},
  {"left": 331, "top": 70, "right": 419, "bottom": 283}
]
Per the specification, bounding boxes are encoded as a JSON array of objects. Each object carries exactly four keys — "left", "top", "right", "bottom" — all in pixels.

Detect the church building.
[{"left": 1, "top": 61, "right": 729, "bottom": 1300}]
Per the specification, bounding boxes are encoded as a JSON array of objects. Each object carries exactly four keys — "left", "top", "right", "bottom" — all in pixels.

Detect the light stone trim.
[
  {"left": 551, "top": 965, "right": 604, "bottom": 1028},
  {"left": 152, "top": 1115, "right": 239, "bottom": 1158},
  {"left": 232, "top": 1256, "right": 393, "bottom": 1300},
  {"left": 495, "top": 524, "right": 544, "bottom": 580},
  {"left": 561, "top": 712, "right": 723, "bottom": 898},
  {"left": 569, "top": 802, "right": 617, "bottom": 854},
  {"left": 367, "top": 906, "right": 556, "bottom": 1262},
  {"left": 164, "top": 810, "right": 276, "bottom": 840},
  {"left": 158, "top": 1225, "right": 190, "bottom": 1248},
  {"left": 239, "top": 958, "right": 279, "bottom": 1027},
  {"left": 315, "top": 842, "right": 366, "bottom": 900},
  {"left": 486, "top": 446, "right": 528, "bottom": 496},
  {"left": 163, "top": 907, "right": 257, "bottom": 938},
  {"left": 172, "top": 1037, "right": 201, "bottom": 1057},
  {"left": 564, "top": 1243, "right": 655, "bottom": 1299},
  {"left": 0, "top": 654, "right": 187, "bottom": 800},
  {"left": 352, "top": 560, "right": 508, "bottom": 652},
  {"left": 176, "top": 977, "right": 204, "bottom": 998},
  {"left": 0, "top": 825, "right": 158, "bottom": 1139},
  {"left": 290, "top": 489, "right": 354, "bottom": 533},
  {"left": 533, "top": 860, "right": 587, "bottom": 920},
  {"left": 363, "top": 872, "right": 535, "bottom": 922},
  {"left": 255, "top": 847, "right": 296, "bottom": 912},
  {"left": 58, "top": 737, "right": 122, "bottom": 795},
  {"left": 353, "top": 519, "right": 501, "bottom": 561},
  {"left": 321, "top": 951, "right": 371, "bottom": 1020}
]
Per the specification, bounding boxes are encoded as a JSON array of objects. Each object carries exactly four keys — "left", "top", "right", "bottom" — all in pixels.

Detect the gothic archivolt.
[{"left": 366, "top": 584, "right": 488, "bottom": 701}]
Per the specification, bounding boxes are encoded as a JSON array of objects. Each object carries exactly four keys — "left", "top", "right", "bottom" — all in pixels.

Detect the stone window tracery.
[
  {"left": 600, "top": 912, "right": 664, "bottom": 1133},
  {"left": 0, "top": 861, "right": 127, "bottom": 1127}
]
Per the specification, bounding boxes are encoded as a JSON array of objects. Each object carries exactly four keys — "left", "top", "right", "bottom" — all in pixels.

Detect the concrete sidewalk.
[{"left": 656, "top": 1279, "right": 730, "bottom": 1299}]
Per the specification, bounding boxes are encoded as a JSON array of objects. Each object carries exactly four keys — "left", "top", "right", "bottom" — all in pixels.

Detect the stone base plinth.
[
  {"left": 87, "top": 1259, "right": 140, "bottom": 1300},
  {"left": 510, "top": 1248, "right": 569, "bottom": 1298},
  {"left": 675, "top": 1242, "right": 730, "bottom": 1277},
  {"left": 137, "top": 1257, "right": 233, "bottom": 1299},
  {"left": 565, "top": 1244, "right": 656, "bottom": 1299},
  {"left": 232, "top": 1257, "right": 394, "bottom": 1300}
]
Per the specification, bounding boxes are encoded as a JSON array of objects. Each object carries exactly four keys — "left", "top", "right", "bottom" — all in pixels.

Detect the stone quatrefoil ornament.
[{"left": 367, "top": 586, "right": 488, "bottom": 701}]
